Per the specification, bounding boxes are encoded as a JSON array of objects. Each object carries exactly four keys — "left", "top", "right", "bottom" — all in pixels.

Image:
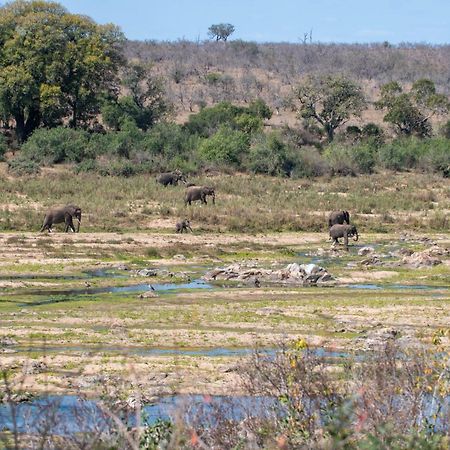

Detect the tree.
[
  {"left": 207, "top": 23, "right": 235, "bottom": 42},
  {"left": 102, "top": 62, "right": 170, "bottom": 131},
  {"left": 0, "top": 1, "right": 124, "bottom": 142},
  {"left": 375, "top": 80, "right": 450, "bottom": 137},
  {"left": 294, "top": 75, "right": 366, "bottom": 142}
]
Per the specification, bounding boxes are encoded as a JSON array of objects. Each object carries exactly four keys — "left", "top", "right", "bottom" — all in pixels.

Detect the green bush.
[
  {"left": 324, "top": 143, "right": 375, "bottom": 175},
  {"left": 246, "top": 133, "right": 290, "bottom": 176},
  {"left": 8, "top": 156, "right": 41, "bottom": 175},
  {"left": 198, "top": 126, "right": 250, "bottom": 165},
  {"left": 378, "top": 138, "right": 427, "bottom": 171},
  {"left": 21, "top": 127, "right": 89, "bottom": 164}
]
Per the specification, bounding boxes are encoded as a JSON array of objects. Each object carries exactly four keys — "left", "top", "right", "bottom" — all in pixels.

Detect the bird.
[
  {"left": 148, "top": 285, "right": 155, "bottom": 291},
  {"left": 84, "top": 281, "right": 91, "bottom": 288},
  {"left": 254, "top": 278, "right": 261, "bottom": 288}
]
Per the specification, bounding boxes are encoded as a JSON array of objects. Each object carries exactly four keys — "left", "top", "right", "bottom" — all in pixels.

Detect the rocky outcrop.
[{"left": 203, "top": 262, "right": 334, "bottom": 286}]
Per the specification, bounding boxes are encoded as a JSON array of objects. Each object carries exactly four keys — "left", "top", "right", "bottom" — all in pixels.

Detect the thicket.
[{"left": 9, "top": 109, "right": 450, "bottom": 179}]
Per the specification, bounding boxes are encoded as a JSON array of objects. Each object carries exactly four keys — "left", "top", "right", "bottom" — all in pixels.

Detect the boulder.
[{"left": 358, "top": 246, "right": 375, "bottom": 256}]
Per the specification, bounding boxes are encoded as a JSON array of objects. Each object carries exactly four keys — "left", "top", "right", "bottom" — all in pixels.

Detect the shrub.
[
  {"left": 246, "top": 133, "right": 290, "bottom": 176},
  {"left": 21, "top": 127, "right": 90, "bottom": 164},
  {"left": 324, "top": 143, "right": 376, "bottom": 175},
  {"left": 8, "top": 156, "right": 41, "bottom": 175},
  {"left": 198, "top": 126, "right": 250, "bottom": 165},
  {"left": 289, "top": 146, "right": 329, "bottom": 178},
  {"left": 378, "top": 138, "right": 426, "bottom": 171}
]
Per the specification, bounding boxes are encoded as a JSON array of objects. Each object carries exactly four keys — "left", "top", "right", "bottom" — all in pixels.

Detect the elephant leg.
[
  {"left": 344, "top": 233, "right": 349, "bottom": 251},
  {"left": 65, "top": 214, "right": 75, "bottom": 233}
]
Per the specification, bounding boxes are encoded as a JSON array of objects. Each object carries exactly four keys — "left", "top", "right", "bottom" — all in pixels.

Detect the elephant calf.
[
  {"left": 328, "top": 210, "right": 350, "bottom": 228},
  {"left": 40, "top": 204, "right": 82, "bottom": 233},
  {"left": 176, "top": 219, "right": 193, "bottom": 233},
  {"left": 184, "top": 186, "right": 215, "bottom": 206},
  {"left": 329, "top": 224, "right": 358, "bottom": 249}
]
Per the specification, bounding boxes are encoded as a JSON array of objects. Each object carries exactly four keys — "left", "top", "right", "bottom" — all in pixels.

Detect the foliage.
[
  {"left": 295, "top": 74, "right": 366, "bottom": 141},
  {"left": 375, "top": 80, "right": 450, "bottom": 137},
  {"left": 7, "top": 155, "right": 41, "bottom": 175},
  {"left": 140, "top": 418, "right": 173, "bottom": 450},
  {"left": 21, "top": 127, "right": 89, "bottom": 164},
  {"left": 325, "top": 143, "right": 376, "bottom": 175},
  {"left": 0, "top": 0, "right": 124, "bottom": 142},
  {"left": 207, "top": 23, "right": 235, "bottom": 42},
  {"left": 198, "top": 126, "right": 250, "bottom": 166},
  {"left": 246, "top": 132, "right": 291, "bottom": 176},
  {"left": 101, "top": 62, "right": 170, "bottom": 131}
]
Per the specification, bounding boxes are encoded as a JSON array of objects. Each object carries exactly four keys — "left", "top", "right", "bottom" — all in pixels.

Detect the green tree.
[
  {"left": 0, "top": 1, "right": 124, "bottom": 142},
  {"left": 375, "top": 79, "right": 449, "bottom": 137},
  {"left": 295, "top": 75, "right": 366, "bottom": 142},
  {"left": 207, "top": 23, "right": 235, "bottom": 42},
  {"left": 101, "top": 62, "right": 169, "bottom": 131}
]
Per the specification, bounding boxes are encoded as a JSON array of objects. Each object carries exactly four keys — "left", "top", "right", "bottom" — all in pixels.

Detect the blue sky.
[{"left": 3, "top": 0, "right": 450, "bottom": 44}]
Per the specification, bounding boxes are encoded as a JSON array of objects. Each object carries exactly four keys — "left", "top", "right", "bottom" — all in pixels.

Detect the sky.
[{"left": 3, "top": 0, "right": 450, "bottom": 44}]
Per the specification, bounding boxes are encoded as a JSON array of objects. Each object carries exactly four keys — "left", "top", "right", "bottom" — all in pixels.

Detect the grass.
[{"left": 1, "top": 166, "right": 449, "bottom": 232}]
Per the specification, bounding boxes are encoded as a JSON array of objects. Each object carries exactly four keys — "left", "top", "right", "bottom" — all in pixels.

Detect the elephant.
[
  {"left": 176, "top": 219, "right": 193, "bottom": 233},
  {"left": 184, "top": 186, "right": 215, "bottom": 205},
  {"left": 156, "top": 170, "right": 186, "bottom": 186},
  {"left": 40, "top": 204, "right": 82, "bottom": 233},
  {"left": 329, "top": 224, "right": 358, "bottom": 249},
  {"left": 328, "top": 210, "right": 350, "bottom": 228}
]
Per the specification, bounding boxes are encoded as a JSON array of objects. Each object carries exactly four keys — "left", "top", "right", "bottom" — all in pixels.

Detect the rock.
[
  {"left": 4, "top": 392, "right": 34, "bottom": 403},
  {"left": 173, "top": 254, "right": 186, "bottom": 261},
  {"left": 401, "top": 251, "right": 442, "bottom": 268},
  {"left": 203, "top": 262, "right": 333, "bottom": 286},
  {"left": 136, "top": 268, "right": 158, "bottom": 277},
  {"left": 138, "top": 291, "right": 159, "bottom": 299},
  {"left": 22, "top": 361, "right": 47, "bottom": 375},
  {"left": 0, "top": 337, "right": 17, "bottom": 346},
  {"left": 112, "top": 263, "right": 129, "bottom": 271},
  {"left": 358, "top": 246, "right": 375, "bottom": 256},
  {"left": 359, "top": 255, "right": 383, "bottom": 266}
]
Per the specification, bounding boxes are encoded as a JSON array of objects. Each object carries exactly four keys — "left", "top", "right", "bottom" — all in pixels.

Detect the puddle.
[
  {"left": 11, "top": 345, "right": 352, "bottom": 360},
  {"left": 10, "top": 279, "right": 213, "bottom": 301}
]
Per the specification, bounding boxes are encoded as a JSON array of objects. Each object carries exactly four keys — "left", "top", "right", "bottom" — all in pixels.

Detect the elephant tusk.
[{"left": 353, "top": 234, "right": 359, "bottom": 241}]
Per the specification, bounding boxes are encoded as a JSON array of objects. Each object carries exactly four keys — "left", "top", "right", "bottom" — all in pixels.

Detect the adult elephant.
[
  {"left": 40, "top": 205, "right": 82, "bottom": 233},
  {"left": 184, "top": 186, "right": 215, "bottom": 205},
  {"left": 156, "top": 170, "right": 186, "bottom": 186},
  {"left": 329, "top": 224, "right": 358, "bottom": 249},
  {"left": 328, "top": 210, "right": 350, "bottom": 228}
]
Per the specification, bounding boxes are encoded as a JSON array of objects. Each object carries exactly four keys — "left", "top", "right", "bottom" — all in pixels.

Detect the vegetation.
[
  {"left": 207, "top": 23, "right": 235, "bottom": 42},
  {"left": 0, "top": 0, "right": 124, "bottom": 142}
]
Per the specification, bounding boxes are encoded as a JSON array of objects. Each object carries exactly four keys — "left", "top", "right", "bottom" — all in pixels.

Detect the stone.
[
  {"left": 136, "top": 268, "right": 158, "bottom": 277},
  {"left": 358, "top": 246, "right": 375, "bottom": 256}
]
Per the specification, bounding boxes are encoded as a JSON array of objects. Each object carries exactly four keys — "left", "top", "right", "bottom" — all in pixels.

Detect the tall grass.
[{"left": 0, "top": 167, "right": 448, "bottom": 232}]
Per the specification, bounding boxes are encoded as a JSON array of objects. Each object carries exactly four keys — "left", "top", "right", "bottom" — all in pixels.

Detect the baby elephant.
[
  {"left": 176, "top": 219, "right": 193, "bottom": 233},
  {"left": 40, "top": 204, "right": 82, "bottom": 233},
  {"left": 329, "top": 224, "right": 358, "bottom": 249}
]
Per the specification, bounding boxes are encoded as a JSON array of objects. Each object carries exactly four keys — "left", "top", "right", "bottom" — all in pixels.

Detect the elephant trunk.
[
  {"left": 212, "top": 193, "right": 215, "bottom": 205},
  {"left": 76, "top": 216, "right": 81, "bottom": 233}
]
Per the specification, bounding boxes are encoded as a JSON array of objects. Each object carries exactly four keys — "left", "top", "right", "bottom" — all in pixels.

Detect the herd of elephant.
[{"left": 39, "top": 170, "right": 359, "bottom": 248}]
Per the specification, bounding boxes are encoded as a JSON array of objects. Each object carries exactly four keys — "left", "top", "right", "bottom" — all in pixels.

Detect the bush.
[
  {"left": 289, "top": 146, "right": 329, "bottom": 178},
  {"left": 21, "top": 127, "right": 89, "bottom": 164},
  {"left": 8, "top": 156, "right": 41, "bottom": 175},
  {"left": 378, "top": 138, "right": 425, "bottom": 170},
  {"left": 324, "top": 143, "right": 376, "bottom": 175},
  {"left": 198, "top": 126, "right": 250, "bottom": 165},
  {"left": 246, "top": 133, "right": 290, "bottom": 176}
]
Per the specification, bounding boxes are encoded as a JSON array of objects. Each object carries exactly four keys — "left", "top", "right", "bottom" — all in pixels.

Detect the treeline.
[
  {"left": 9, "top": 101, "right": 450, "bottom": 178},
  {"left": 1, "top": 1, "right": 450, "bottom": 179}
]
